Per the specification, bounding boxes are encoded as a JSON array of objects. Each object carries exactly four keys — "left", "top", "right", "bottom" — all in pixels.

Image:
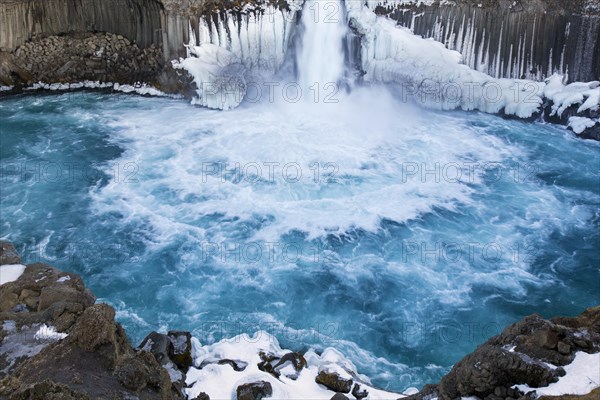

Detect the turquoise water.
[{"left": 1, "top": 90, "right": 599, "bottom": 391}]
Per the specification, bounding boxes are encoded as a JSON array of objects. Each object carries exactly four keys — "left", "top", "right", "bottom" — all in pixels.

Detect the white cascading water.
[{"left": 296, "top": 0, "right": 348, "bottom": 92}]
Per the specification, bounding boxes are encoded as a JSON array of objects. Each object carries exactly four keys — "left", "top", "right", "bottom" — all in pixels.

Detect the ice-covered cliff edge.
[
  {"left": 173, "top": 0, "right": 598, "bottom": 129},
  {"left": 346, "top": 0, "right": 600, "bottom": 123},
  {"left": 172, "top": 2, "right": 302, "bottom": 110},
  {"left": 366, "top": 1, "right": 600, "bottom": 83}
]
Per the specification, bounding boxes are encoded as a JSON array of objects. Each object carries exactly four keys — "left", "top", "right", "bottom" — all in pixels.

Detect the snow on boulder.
[{"left": 513, "top": 351, "right": 600, "bottom": 397}]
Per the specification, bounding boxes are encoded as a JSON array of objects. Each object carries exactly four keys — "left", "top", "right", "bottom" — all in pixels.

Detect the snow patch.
[
  {"left": 21, "top": 81, "right": 180, "bottom": 98},
  {"left": 513, "top": 351, "right": 600, "bottom": 397},
  {"left": 0, "top": 264, "right": 26, "bottom": 285},
  {"left": 56, "top": 275, "right": 71, "bottom": 283},
  {"left": 568, "top": 117, "right": 598, "bottom": 134}
]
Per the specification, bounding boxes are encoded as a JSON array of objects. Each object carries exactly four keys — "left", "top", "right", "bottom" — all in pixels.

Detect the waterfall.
[{"left": 296, "top": 0, "right": 348, "bottom": 92}]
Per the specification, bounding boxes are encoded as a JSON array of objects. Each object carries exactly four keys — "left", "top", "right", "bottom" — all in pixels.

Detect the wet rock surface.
[
  {"left": 0, "top": 243, "right": 185, "bottom": 399},
  {"left": 406, "top": 306, "right": 600, "bottom": 400}
]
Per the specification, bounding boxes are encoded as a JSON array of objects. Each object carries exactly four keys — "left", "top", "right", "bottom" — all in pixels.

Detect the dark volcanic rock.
[
  {"left": 331, "top": 393, "right": 351, "bottom": 400},
  {"left": 236, "top": 380, "right": 273, "bottom": 400},
  {"left": 272, "top": 352, "right": 307, "bottom": 376},
  {"left": 115, "top": 351, "right": 168, "bottom": 392},
  {"left": 140, "top": 331, "right": 175, "bottom": 365},
  {"left": 436, "top": 345, "right": 560, "bottom": 399},
  {"left": 67, "top": 303, "right": 128, "bottom": 367},
  {"left": 6, "top": 378, "right": 92, "bottom": 399},
  {"left": 0, "top": 242, "right": 179, "bottom": 399},
  {"left": 352, "top": 383, "right": 369, "bottom": 399},
  {"left": 258, "top": 351, "right": 307, "bottom": 379},
  {"left": 167, "top": 330, "right": 193, "bottom": 370},
  {"left": 315, "top": 369, "right": 353, "bottom": 393},
  {"left": 0, "top": 242, "right": 21, "bottom": 265},
  {"left": 407, "top": 306, "right": 600, "bottom": 400}
]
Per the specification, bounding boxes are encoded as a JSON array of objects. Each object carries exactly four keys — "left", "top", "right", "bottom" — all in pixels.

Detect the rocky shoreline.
[{"left": 1, "top": 241, "right": 598, "bottom": 399}]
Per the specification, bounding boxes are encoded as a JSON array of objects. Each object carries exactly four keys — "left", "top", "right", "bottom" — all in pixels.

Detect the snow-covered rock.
[
  {"left": 568, "top": 117, "right": 599, "bottom": 135},
  {"left": 513, "top": 351, "right": 600, "bottom": 397},
  {"left": 184, "top": 331, "right": 402, "bottom": 400}
]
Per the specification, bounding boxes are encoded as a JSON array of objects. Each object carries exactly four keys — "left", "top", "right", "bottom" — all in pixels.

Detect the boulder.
[
  {"left": 115, "top": 351, "right": 168, "bottom": 392},
  {"left": 38, "top": 285, "right": 94, "bottom": 312},
  {"left": 167, "top": 330, "right": 193, "bottom": 370},
  {"left": 331, "top": 394, "right": 350, "bottom": 400},
  {"left": 258, "top": 351, "right": 307, "bottom": 379},
  {"left": 0, "top": 241, "right": 20, "bottom": 265},
  {"left": 315, "top": 370, "right": 353, "bottom": 393},
  {"left": 352, "top": 383, "right": 369, "bottom": 399},
  {"left": 139, "top": 331, "right": 174, "bottom": 365},
  {"left": 236, "top": 381, "right": 273, "bottom": 400},
  {"left": 67, "top": 303, "right": 129, "bottom": 367}
]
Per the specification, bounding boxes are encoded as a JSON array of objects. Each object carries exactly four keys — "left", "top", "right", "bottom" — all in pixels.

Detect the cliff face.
[
  {"left": 0, "top": 0, "right": 164, "bottom": 52},
  {"left": 373, "top": 0, "right": 600, "bottom": 82},
  {"left": 1, "top": 0, "right": 598, "bottom": 86}
]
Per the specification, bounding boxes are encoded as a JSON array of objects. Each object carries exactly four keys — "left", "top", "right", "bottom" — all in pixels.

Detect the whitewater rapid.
[{"left": 3, "top": 88, "right": 598, "bottom": 390}]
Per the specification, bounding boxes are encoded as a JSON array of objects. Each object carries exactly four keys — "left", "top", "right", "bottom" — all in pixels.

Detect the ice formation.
[
  {"left": 173, "top": 44, "right": 247, "bottom": 110},
  {"left": 345, "top": 0, "right": 545, "bottom": 118},
  {"left": 184, "top": 331, "right": 403, "bottom": 399},
  {"left": 171, "top": 0, "right": 599, "bottom": 128},
  {"left": 189, "top": 3, "right": 302, "bottom": 73},
  {"left": 172, "top": 3, "right": 302, "bottom": 110},
  {"left": 34, "top": 324, "right": 68, "bottom": 341}
]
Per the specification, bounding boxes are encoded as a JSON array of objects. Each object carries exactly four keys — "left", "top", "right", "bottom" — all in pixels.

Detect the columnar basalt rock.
[{"left": 372, "top": 0, "right": 600, "bottom": 83}]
